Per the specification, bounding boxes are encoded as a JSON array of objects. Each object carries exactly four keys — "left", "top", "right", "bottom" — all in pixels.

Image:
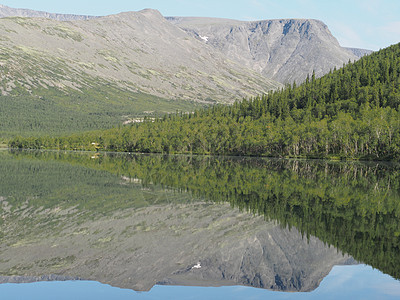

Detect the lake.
[{"left": 0, "top": 150, "right": 399, "bottom": 299}]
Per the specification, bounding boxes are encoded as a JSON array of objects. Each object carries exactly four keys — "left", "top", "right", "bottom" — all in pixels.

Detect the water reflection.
[{"left": 1, "top": 151, "right": 399, "bottom": 293}]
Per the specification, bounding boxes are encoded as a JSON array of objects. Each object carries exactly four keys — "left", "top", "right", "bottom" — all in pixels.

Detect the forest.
[{"left": 9, "top": 42, "right": 400, "bottom": 160}]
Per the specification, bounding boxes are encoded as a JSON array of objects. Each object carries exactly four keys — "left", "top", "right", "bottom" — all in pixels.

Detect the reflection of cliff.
[
  {"left": 0, "top": 200, "right": 353, "bottom": 292},
  {"left": 159, "top": 222, "right": 355, "bottom": 292}
]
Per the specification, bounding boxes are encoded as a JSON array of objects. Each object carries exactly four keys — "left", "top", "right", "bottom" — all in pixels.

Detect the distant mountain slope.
[
  {"left": 0, "top": 4, "right": 375, "bottom": 139},
  {"left": 345, "top": 47, "right": 374, "bottom": 58},
  {"left": 0, "top": 10, "right": 278, "bottom": 102},
  {"left": 0, "top": 4, "right": 96, "bottom": 20},
  {"left": 0, "top": 4, "right": 368, "bottom": 89},
  {"left": 167, "top": 17, "right": 360, "bottom": 84}
]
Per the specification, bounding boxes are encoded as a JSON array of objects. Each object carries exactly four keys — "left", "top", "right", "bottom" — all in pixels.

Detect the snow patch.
[
  {"left": 191, "top": 262, "right": 201, "bottom": 269},
  {"left": 199, "top": 35, "right": 209, "bottom": 42}
]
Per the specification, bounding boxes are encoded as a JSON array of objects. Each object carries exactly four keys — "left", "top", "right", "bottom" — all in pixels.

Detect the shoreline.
[{"left": 6, "top": 147, "right": 398, "bottom": 163}]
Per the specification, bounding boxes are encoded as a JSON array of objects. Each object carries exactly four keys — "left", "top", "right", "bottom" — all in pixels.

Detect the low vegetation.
[{"left": 0, "top": 83, "right": 201, "bottom": 139}]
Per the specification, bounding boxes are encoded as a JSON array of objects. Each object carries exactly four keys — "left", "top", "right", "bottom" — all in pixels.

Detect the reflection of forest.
[{"left": 3, "top": 151, "right": 400, "bottom": 280}]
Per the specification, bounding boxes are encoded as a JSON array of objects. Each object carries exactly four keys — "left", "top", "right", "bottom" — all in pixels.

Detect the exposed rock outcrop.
[{"left": 167, "top": 17, "right": 362, "bottom": 84}]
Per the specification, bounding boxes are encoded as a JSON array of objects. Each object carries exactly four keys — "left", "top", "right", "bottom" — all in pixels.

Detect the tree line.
[{"left": 9, "top": 43, "right": 400, "bottom": 160}]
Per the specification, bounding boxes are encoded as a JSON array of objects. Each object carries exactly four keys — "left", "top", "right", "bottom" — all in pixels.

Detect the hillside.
[
  {"left": 167, "top": 17, "right": 360, "bottom": 84},
  {"left": 0, "top": 9, "right": 281, "bottom": 101},
  {"left": 0, "top": 5, "right": 377, "bottom": 140},
  {"left": 16, "top": 42, "right": 400, "bottom": 160},
  {"left": 0, "top": 9, "right": 280, "bottom": 138}
]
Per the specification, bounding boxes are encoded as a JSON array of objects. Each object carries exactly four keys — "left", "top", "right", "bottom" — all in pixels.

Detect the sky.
[
  {"left": 1, "top": 265, "right": 400, "bottom": 299},
  {"left": 0, "top": 0, "right": 399, "bottom": 51}
]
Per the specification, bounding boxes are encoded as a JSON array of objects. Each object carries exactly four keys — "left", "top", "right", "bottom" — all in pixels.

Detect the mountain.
[
  {"left": 0, "top": 5, "right": 374, "bottom": 139},
  {"left": 0, "top": 9, "right": 280, "bottom": 137},
  {"left": 157, "top": 223, "right": 355, "bottom": 291},
  {"left": 0, "top": 5, "right": 371, "bottom": 86},
  {"left": 0, "top": 9, "right": 279, "bottom": 102},
  {"left": 167, "top": 17, "right": 361, "bottom": 84},
  {"left": 0, "top": 217, "right": 354, "bottom": 292}
]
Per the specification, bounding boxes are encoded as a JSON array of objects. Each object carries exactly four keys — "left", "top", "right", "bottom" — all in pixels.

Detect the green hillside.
[
  {"left": 10, "top": 43, "right": 400, "bottom": 160},
  {"left": 0, "top": 83, "right": 200, "bottom": 139},
  {"left": 0, "top": 43, "right": 201, "bottom": 139}
]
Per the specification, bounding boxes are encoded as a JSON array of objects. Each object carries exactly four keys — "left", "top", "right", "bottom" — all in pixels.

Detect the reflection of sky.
[{"left": 1, "top": 265, "right": 400, "bottom": 300}]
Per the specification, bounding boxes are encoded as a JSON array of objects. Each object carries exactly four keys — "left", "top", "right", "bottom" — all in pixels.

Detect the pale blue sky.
[
  {"left": 1, "top": 265, "right": 400, "bottom": 299},
  {"left": 1, "top": 0, "right": 399, "bottom": 50}
]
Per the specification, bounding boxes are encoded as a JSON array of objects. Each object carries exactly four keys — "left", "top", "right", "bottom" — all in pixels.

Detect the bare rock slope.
[
  {"left": 0, "top": 4, "right": 373, "bottom": 102},
  {"left": 167, "top": 17, "right": 361, "bottom": 84},
  {"left": 0, "top": 9, "right": 280, "bottom": 103}
]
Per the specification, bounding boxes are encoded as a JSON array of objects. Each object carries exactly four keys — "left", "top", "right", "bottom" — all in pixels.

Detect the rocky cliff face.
[{"left": 167, "top": 17, "right": 360, "bottom": 84}]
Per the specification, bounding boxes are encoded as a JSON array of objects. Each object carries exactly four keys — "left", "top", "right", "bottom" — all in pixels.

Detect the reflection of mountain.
[
  {"left": 159, "top": 222, "right": 355, "bottom": 292},
  {"left": 0, "top": 151, "right": 353, "bottom": 292},
  {"left": 18, "top": 150, "right": 399, "bottom": 281},
  {"left": 0, "top": 202, "right": 353, "bottom": 292}
]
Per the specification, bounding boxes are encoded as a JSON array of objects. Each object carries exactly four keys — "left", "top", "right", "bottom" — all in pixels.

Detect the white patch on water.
[{"left": 191, "top": 262, "right": 201, "bottom": 269}]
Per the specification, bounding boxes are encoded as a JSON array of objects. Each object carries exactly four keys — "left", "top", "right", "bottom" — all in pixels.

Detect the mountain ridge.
[
  {"left": 0, "top": 4, "right": 96, "bottom": 21},
  {"left": 345, "top": 47, "right": 374, "bottom": 58},
  {"left": 0, "top": 4, "right": 373, "bottom": 86},
  {"left": 167, "top": 16, "right": 362, "bottom": 83},
  {"left": 0, "top": 9, "right": 279, "bottom": 101}
]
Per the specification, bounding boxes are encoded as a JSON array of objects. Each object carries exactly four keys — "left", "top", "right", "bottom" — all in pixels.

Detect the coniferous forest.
[{"left": 9, "top": 43, "right": 400, "bottom": 160}]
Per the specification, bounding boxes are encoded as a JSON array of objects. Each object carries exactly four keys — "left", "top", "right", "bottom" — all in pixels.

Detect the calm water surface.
[{"left": 0, "top": 151, "right": 399, "bottom": 299}]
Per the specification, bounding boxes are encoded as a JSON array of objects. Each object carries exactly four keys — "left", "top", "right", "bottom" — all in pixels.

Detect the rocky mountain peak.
[
  {"left": 138, "top": 8, "right": 164, "bottom": 17},
  {"left": 106, "top": 8, "right": 164, "bottom": 21}
]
